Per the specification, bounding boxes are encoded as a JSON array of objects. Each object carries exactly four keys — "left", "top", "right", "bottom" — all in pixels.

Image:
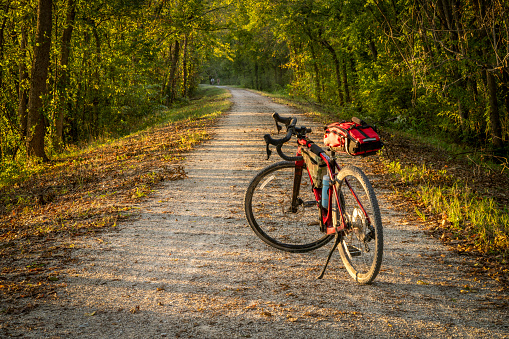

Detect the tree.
[
  {"left": 55, "top": 0, "right": 76, "bottom": 144},
  {"left": 27, "top": 0, "right": 52, "bottom": 161}
]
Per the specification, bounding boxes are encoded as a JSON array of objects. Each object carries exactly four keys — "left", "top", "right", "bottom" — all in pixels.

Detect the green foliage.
[
  {"left": 146, "top": 85, "right": 232, "bottom": 126},
  {"left": 0, "top": 158, "right": 43, "bottom": 190},
  {"left": 358, "top": 69, "right": 415, "bottom": 123},
  {"left": 0, "top": 83, "right": 230, "bottom": 190},
  {"left": 419, "top": 184, "right": 509, "bottom": 255},
  {"left": 0, "top": 0, "right": 231, "bottom": 174},
  {"left": 200, "top": 0, "right": 509, "bottom": 154},
  {"left": 383, "top": 158, "right": 509, "bottom": 257},
  {"left": 0, "top": 0, "right": 508, "bottom": 164}
]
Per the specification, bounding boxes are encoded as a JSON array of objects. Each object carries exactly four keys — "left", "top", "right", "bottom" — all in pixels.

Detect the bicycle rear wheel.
[
  {"left": 333, "top": 165, "right": 383, "bottom": 284},
  {"left": 245, "top": 161, "right": 333, "bottom": 252}
]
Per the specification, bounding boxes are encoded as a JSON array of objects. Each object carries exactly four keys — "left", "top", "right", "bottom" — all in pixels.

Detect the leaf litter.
[{"left": 0, "top": 118, "right": 216, "bottom": 302}]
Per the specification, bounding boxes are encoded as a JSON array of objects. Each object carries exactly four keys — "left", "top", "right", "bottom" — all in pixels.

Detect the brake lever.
[
  {"left": 265, "top": 142, "right": 272, "bottom": 160},
  {"left": 275, "top": 121, "right": 282, "bottom": 134}
]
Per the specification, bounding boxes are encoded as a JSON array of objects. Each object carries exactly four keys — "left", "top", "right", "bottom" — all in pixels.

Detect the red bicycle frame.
[{"left": 295, "top": 138, "right": 371, "bottom": 235}]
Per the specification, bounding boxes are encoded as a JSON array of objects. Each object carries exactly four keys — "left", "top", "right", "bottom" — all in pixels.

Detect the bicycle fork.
[{"left": 291, "top": 160, "right": 304, "bottom": 213}]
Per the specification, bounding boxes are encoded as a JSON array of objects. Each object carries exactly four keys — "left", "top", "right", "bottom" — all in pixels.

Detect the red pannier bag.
[{"left": 323, "top": 117, "right": 383, "bottom": 156}]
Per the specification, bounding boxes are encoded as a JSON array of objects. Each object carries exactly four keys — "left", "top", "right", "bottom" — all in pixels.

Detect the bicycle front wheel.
[
  {"left": 245, "top": 161, "right": 333, "bottom": 252},
  {"left": 333, "top": 165, "right": 383, "bottom": 284}
]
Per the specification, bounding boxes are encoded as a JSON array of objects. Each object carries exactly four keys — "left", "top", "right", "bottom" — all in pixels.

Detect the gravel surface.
[{"left": 4, "top": 88, "right": 508, "bottom": 338}]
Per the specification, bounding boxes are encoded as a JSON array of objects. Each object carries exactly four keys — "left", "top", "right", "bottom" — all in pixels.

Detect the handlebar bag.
[
  {"left": 301, "top": 148, "right": 326, "bottom": 188},
  {"left": 323, "top": 118, "right": 383, "bottom": 156}
]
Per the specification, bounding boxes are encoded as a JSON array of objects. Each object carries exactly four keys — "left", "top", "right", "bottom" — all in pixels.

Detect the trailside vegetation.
[
  {"left": 2, "top": 0, "right": 507, "bottom": 167},
  {"left": 0, "top": 0, "right": 230, "bottom": 166},
  {"left": 208, "top": 0, "right": 508, "bottom": 154}
]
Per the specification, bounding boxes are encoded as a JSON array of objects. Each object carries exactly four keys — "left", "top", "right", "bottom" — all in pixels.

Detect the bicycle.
[{"left": 244, "top": 113, "right": 383, "bottom": 284}]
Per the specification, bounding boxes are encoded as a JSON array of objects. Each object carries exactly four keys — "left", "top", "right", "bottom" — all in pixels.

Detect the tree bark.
[
  {"left": 486, "top": 70, "right": 503, "bottom": 148},
  {"left": 0, "top": 16, "right": 7, "bottom": 89},
  {"left": 18, "top": 26, "right": 29, "bottom": 140},
  {"left": 503, "top": 71, "right": 509, "bottom": 129},
  {"left": 342, "top": 57, "right": 350, "bottom": 103},
  {"left": 367, "top": 40, "right": 378, "bottom": 60},
  {"left": 308, "top": 42, "right": 322, "bottom": 103},
  {"left": 91, "top": 23, "right": 101, "bottom": 136},
  {"left": 254, "top": 62, "right": 259, "bottom": 90},
  {"left": 166, "top": 40, "right": 180, "bottom": 105},
  {"left": 320, "top": 40, "right": 344, "bottom": 106},
  {"left": 182, "top": 34, "right": 188, "bottom": 98},
  {"left": 457, "top": 99, "right": 468, "bottom": 129},
  {"left": 56, "top": 0, "right": 76, "bottom": 143},
  {"left": 27, "top": 0, "right": 52, "bottom": 161}
]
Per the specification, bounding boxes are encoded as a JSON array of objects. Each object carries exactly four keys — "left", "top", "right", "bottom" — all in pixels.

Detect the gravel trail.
[{"left": 6, "top": 88, "right": 508, "bottom": 338}]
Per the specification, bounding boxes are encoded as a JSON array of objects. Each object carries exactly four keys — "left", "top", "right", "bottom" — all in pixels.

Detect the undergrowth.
[
  {"left": 419, "top": 184, "right": 509, "bottom": 255},
  {"left": 383, "top": 156, "right": 509, "bottom": 260},
  {"left": 0, "top": 85, "right": 229, "bottom": 191}
]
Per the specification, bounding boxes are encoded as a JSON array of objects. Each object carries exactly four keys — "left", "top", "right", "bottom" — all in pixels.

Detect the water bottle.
[{"left": 322, "top": 175, "right": 329, "bottom": 209}]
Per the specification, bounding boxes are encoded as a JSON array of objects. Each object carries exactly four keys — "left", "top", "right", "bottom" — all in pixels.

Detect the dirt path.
[{"left": 4, "top": 88, "right": 508, "bottom": 338}]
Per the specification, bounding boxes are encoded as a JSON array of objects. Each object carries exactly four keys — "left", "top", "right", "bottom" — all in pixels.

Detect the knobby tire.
[
  {"left": 244, "top": 161, "right": 333, "bottom": 253},
  {"left": 333, "top": 165, "right": 383, "bottom": 284}
]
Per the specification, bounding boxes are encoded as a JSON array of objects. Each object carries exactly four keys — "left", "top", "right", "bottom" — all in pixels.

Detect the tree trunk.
[
  {"left": 92, "top": 23, "right": 101, "bottom": 137},
  {"left": 320, "top": 40, "right": 344, "bottom": 106},
  {"left": 255, "top": 63, "right": 259, "bottom": 90},
  {"left": 18, "top": 26, "right": 29, "bottom": 140},
  {"left": 308, "top": 42, "right": 322, "bottom": 103},
  {"left": 367, "top": 39, "right": 378, "bottom": 60},
  {"left": 166, "top": 40, "right": 180, "bottom": 105},
  {"left": 182, "top": 34, "right": 188, "bottom": 98},
  {"left": 457, "top": 99, "right": 468, "bottom": 128},
  {"left": 161, "top": 44, "right": 172, "bottom": 99},
  {"left": 438, "top": 0, "right": 453, "bottom": 31},
  {"left": 486, "top": 70, "right": 503, "bottom": 148},
  {"left": 342, "top": 57, "right": 350, "bottom": 103},
  {"left": 27, "top": 0, "right": 52, "bottom": 161},
  {"left": 81, "top": 30, "right": 91, "bottom": 140},
  {"left": 56, "top": 0, "right": 76, "bottom": 144},
  {"left": 503, "top": 71, "right": 509, "bottom": 129},
  {"left": 0, "top": 16, "right": 7, "bottom": 89}
]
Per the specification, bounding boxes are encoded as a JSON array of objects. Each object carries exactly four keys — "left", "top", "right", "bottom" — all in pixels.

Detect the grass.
[
  {"left": 418, "top": 183, "right": 509, "bottom": 256},
  {"left": 381, "top": 153, "right": 509, "bottom": 262},
  {"left": 139, "top": 86, "right": 231, "bottom": 127}
]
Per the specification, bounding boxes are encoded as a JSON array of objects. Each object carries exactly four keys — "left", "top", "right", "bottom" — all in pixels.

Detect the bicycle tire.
[
  {"left": 333, "top": 165, "right": 383, "bottom": 284},
  {"left": 245, "top": 161, "right": 333, "bottom": 252}
]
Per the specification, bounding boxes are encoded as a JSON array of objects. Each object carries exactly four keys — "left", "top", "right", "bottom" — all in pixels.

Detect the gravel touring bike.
[{"left": 244, "top": 113, "right": 383, "bottom": 284}]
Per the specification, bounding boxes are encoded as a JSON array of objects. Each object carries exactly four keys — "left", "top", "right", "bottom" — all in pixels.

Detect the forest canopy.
[{"left": 0, "top": 0, "right": 508, "bottom": 166}]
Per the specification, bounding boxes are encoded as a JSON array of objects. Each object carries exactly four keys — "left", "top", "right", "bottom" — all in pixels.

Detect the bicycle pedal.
[
  {"left": 347, "top": 245, "right": 362, "bottom": 257},
  {"left": 303, "top": 200, "right": 316, "bottom": 207}
]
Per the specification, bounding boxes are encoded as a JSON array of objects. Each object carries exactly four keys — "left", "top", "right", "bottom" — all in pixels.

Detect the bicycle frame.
[{"left": 295, "top": 138, "right": 372, "bottom": 235}]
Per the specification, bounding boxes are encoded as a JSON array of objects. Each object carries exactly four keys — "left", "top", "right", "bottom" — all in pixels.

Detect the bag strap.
[
  {"left": 355, "top": 126, "right": 370, "bottom": 139},
  {"left": 301, "top": 148, "right": 326, "bottom": 166},
  {"left": 351, "top": 117, "right": 366, "bottom": 125}
]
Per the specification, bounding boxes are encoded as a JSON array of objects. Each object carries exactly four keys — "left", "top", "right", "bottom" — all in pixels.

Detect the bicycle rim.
[
  {"left": 244, "top": 161, "right": 333, "bottom": 252},
  {"left": 334, "top": 165, "right": 383, "bottom": 284}
]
